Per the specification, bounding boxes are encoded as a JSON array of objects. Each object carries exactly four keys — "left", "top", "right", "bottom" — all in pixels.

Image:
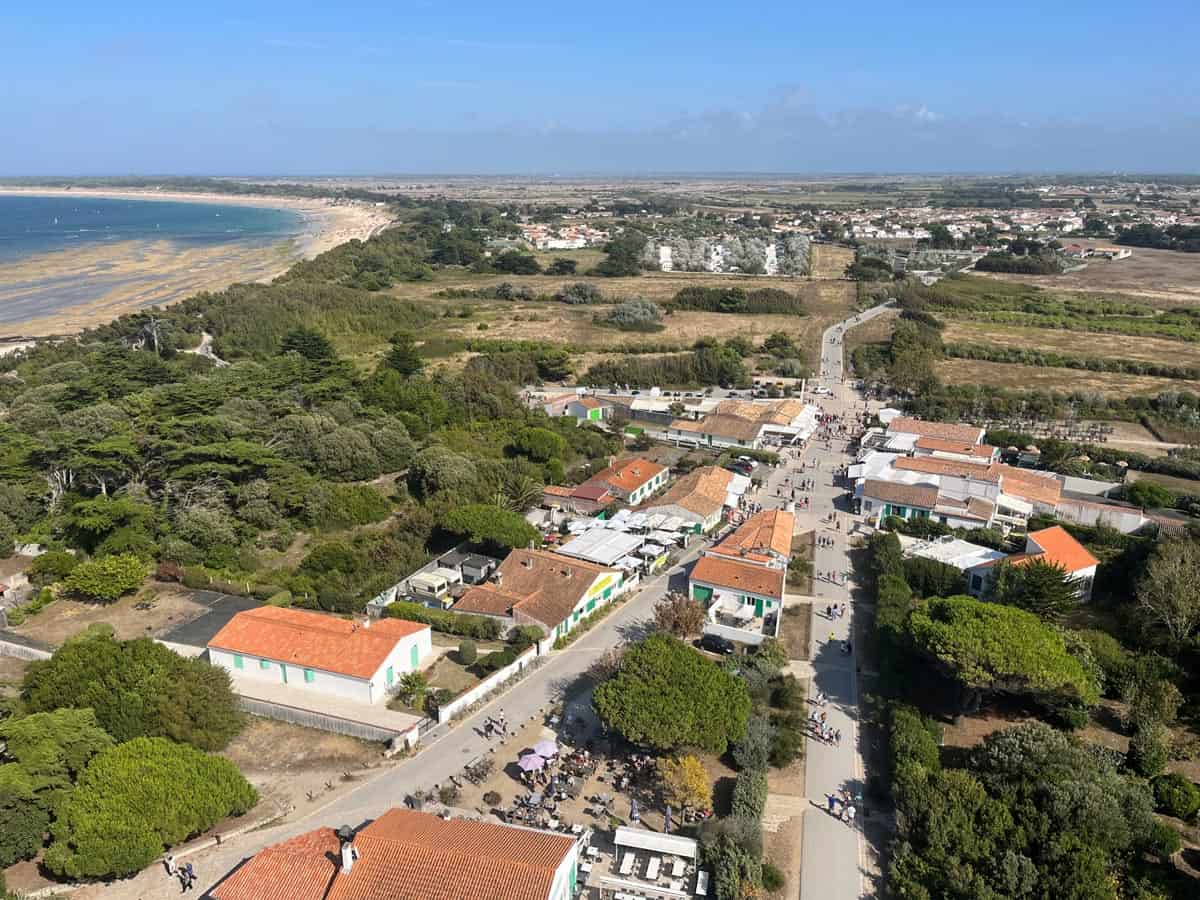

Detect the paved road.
[
  {"left": 103, "top": 544, "right": 707, "bottom": 900},
  {"left": 796, "top": 306, "right": 890, "bottom": 900}
]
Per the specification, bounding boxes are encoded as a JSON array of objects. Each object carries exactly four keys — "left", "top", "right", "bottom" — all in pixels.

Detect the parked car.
[{"left": 697, "top": 633, "right": 736, "bottom": 655}]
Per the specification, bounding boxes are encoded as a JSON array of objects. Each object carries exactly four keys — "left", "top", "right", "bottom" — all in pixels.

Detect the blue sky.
[{"left": 2, "top": 1, "right": 1198, "bottom": 174}]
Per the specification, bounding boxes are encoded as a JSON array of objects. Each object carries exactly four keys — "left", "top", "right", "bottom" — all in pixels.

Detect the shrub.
[
  {"left": 1128, "top": 725, "right": 1170, "bottom": 778},
  {"left": 458, "top": 639, "right": 477, "bottom": 666},
  {"left": 1074, "top": 629, "right": 1131, "bottom": 697},
  {"left": 482, "top": 790, "right": 502, "bottom": 807},
  {"left": 890, "top": 705, "right": 941, "bottom": 773},
  {"left": 1151, "top": 773, "right": 1200, "bottom": 820},
  {"left": 27, "top": 550, "right": 79, "bottom": 585},
  {"left": 385, "top": 602, "right": 502, "bottom": 640},
  {"left": 478, "top": 648, "right": 518, "bottom": 672},
  {"left": 44, "top": 737, "right": 257, "bottom": 879},
  {"left": 556, "top": 282, "right": 604, "bottom": 304},
  {"left": 769, "top": 719, "right": 804, "bottom": 768},
  {"left": 731, "top": 769, "right": 768, "bottom": 821},
  {"left": 761, "top": 861, "right": 786, "bottom": 892},
  {"left": 1141, "top": 820, "right": 1181, "bottom": 861},
  {"left": 733, "top": 715, "right": 775, "bottom": 772},
  {"left": 437, "top": 784, "right": 460, "bottom": 805},
  {"left": 602, "top": 299, "right": 663, "bottom": 332},
  {"left": 63, "top": 554, "right": 148, "bottom": 603}
]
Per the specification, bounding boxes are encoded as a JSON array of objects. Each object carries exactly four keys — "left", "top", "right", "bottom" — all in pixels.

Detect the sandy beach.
[{"left": 0, "top": 187, "right": 394, "bottom": 337}]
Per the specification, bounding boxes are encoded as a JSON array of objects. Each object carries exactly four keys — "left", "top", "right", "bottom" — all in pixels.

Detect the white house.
[
  {"left": 207, "top": 606, "right": 432, "bottom": 706},
  {"left": 969, "top": 525, "right": 1100, "bottom": 602},
  {"left": 640, "top": 466, "right": 743, "bottom": 533}
]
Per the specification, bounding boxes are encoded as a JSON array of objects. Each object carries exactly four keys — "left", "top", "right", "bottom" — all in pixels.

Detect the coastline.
[{"left": 0, "top": 188, "right": 394, "bottom": 342}]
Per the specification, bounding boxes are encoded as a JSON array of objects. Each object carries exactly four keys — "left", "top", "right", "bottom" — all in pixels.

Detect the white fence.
[
  {"left": 435, "top": 646, "right": 538, "bottom": 724},
  {"left": 704, "top": 621, "right": 767, "bottom": 647}
]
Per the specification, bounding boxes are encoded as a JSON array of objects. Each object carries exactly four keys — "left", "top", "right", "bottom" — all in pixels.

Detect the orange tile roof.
[
  {"left": 589, "top": 457, "right": 668, "bottom": 495},
  {"left": 212, "top": 808, "right": 575, "bottom": 900},
  {"left": 915, "top": 437, "right": 996, "bottom": 457},
  {"left": 717, "top": 509, "right": 795, "bottom": 557},
  {"left": 993, "top": 464, "right": 1062, "bottom": 506},
  {"left": 888, "top": 417, "right": 984, "bottom": 445},
  {"left": 207, "top": 607, "right": 428, "bottom": 680},
  {"left": 542, "top": 485, "right": 574, "bottom": 497},
  {"left": 1022, "top": 526, "right": 1099, "bottom": 573},
  {"left": 211, "top": 828, "right": 339, "bottom": 900},
  {"left": 646, "top": 466, "right": 733, "bottom": 519},
  {"left": 863, "top": 479, "right": 940, "bottom": 510},
  {"left": 692, "top": 554, "right": 786, "bottom": 599},
  {"left": 462, "top": 549, "right": 620, "bottom": 630},
  {"left": 894, "top": 456, "right": 1000, "bottom": 482}
]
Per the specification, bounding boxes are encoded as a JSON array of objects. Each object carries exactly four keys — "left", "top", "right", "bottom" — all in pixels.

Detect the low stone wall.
[
  {"left": 435, "top": 646, "right": 538, "bottom": 724},
  {"left": 238, "top": 696, "right": 418, "bottom": 746},
  {"left": 0, "top": 636, "right": 52, "bottom": 661}
]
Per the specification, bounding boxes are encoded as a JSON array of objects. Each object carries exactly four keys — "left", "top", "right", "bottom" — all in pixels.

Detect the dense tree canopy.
[
  {"left": 593, "top": 634, "right": 751, "bottom": 754},
  {"left": 440, "top": 503, "right": 541, "bottom": 552},
  {"left": 23, "top": 630, "right": 243, "bottom": 750},
  {"left": 44, "top": 737, "right": 257, "bottom": 878},
  {"left": 906, "top": 595, "right": 1100, "bottom": 712}
]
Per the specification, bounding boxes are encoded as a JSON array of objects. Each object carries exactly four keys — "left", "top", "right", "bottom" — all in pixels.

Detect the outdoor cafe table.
[
  {"left": 646, "top": 856, "right": 661, "bottom": 880},
  {"left": 619, "top": 853, "right": 635, "bottom": 876},
  {"left": 672, "top": 857, "right": 687, "bottom": 878}
]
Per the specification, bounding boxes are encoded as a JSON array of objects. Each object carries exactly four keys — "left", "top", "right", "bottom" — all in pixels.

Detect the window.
[
  {"left": 233, "top": 654, "right": 244, "bottom": 670},
  {"left": 259, "top": 659, "right": 271, "bottom": 670},
  {"left": 304, "top": 668, "right": 315, "bottom": 683},
  {"left": 970, "top": 574, "right": 983, "bottom": 592}
]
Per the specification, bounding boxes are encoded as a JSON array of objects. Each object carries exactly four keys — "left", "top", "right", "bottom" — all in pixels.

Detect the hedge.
[
  {"left": 384, "top": 601, "right": 503, "bottom": 640},
  {"left": 730, "top": 769, "right": 768, "bottom": 822}
]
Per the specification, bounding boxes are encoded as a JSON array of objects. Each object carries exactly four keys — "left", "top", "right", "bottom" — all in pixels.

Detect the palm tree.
[{"left": 397, "top": 672, "right": 429, "bottom": 710}]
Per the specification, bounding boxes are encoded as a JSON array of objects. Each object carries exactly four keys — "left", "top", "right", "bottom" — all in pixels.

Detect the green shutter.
[
  {"left": 233, "top": 654, "right": 244, "bottom": 670},
  {"left": 410, "top": 644, "right": 419, "bottom": 669},
  {"left": 304, "top": 668, "right": 315, "bottom": 683},
  {"left": 386, "top": 666, "right": 394, "bottom": 686},
  {"left": 259, "top": 659, "right": 270, "bottom": 670}
]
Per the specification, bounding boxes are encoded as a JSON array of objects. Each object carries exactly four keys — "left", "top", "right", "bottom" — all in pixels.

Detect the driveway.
[{"left": 159, "top": 591, "right": 262, "bottom": 648}]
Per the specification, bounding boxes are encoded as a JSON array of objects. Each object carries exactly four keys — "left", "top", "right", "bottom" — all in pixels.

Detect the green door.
[
  {"left": 410, "top": 645, "right": 419, "bottom": 669},
  {"left": 754, "top": 596, "right": 764, "bottom": 617}
]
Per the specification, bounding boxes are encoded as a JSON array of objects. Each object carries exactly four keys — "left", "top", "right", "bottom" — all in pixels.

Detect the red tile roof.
[
  {"left": 1022, "top": 526, "right": 1099, "bottom": 573},
  {"left": 211, "top": 828, "right": 338, "bottom": 900},
  {"left": 212, "top": 808, "right": 575, "bottom": 900},
  {"left": 887, "top": 417, "right": 984, "bottom": 445},
  {"left": 862, "top": 479, "right": 940, "bottom": 510},
  {"left": 588, "top": 457, "right": 668, "bottom": 495},
  {"left": 207, "top": 607, "right": 428, "bottom": 679},
  {"left": 894, "top": 456, "right": 1000, "bottom": 482},
  {"left": 692, "top": 554, "right": 785, "bottom": 599},
  {"left": 645, "top": 466, "right": 733, "bottom": 519},
  {"left": 915, "top": 437, "right": 996, "bottom": 458},
  {"left": 717, "top": 509, "right": 795, "bottom": 557}
]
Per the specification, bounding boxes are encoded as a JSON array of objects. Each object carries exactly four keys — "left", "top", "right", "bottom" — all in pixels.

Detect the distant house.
[
  {"left": 665, "top": 399, "right": 818, "bottom": 450},
  {"left": 541, "top": 482, "right": 613, "bottom": 515},
  {"left": 689, "top": 509, "right": 794, "bottom": 645},
  {"left": 971, "top": 525, "right": 1100, "bottom": 602},
  {"left": 566, "top": 395, "right": 612, "bottom": 423},
  {"left": 584, "top": 457, "right": 669, "bottom": 505},
  {"left": 640, "top": 466, "right": 745, "bottom": 533},
  {"left": 454, "top": 548, "right": 627, "bottom": 641},
  {"left": 207, "top": 606, "right": 432, "bottom": 706},
  {"left": 885, "top": 416, "right": 985, "bottom": 449},
  {"left": 210, "top": 807, "right": 580, "bottom": 900}
]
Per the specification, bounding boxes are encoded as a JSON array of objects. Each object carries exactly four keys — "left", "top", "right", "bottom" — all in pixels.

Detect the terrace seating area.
[{"left": 584, "top": 826, "right": 709, "bottom": 898}]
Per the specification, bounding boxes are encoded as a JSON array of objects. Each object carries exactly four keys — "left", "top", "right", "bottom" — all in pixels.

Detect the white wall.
[
  {"left": 210, "top": 646, "right": 375, "bottom": 705},
  {"left": 209, "top": 627, "right": 431, "bottom": 707}
]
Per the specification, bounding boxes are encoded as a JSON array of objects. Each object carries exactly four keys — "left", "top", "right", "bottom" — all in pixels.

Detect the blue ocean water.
[{"left": 0, "top": 194, "right": 303, "bottom": 262}]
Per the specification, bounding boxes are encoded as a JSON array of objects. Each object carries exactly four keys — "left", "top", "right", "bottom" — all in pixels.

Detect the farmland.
[{"left": 934, "top": 357, "right": 1200, "bottom": 398}]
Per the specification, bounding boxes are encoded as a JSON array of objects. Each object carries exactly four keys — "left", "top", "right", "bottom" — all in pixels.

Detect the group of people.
[
  {"left": 824, "top": 602, "right": 846, "bottom": 620},
  {"left": 482, "top": 709, "right": 508, "bottom": 739},
  {"left": 163, "top": 855, "right": 197, "bottom": 893},
  {"left": 809, "top": 708, "right": 842, "bottom": 746},
  {"left": 825, "top": 789, "right": 858, "bottom": 827}
]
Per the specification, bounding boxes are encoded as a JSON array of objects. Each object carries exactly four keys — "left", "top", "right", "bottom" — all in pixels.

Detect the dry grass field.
[
  {"left": 935, "top": 357, "right": 1200, "bottom": 397},
  {"left": 942, "top": 320, "right": 1200, "bottom": 368},
  {"left": 810, "top": 243, "right": 855, "bottom": 279},
  {"left": 976, "top": 241, "right": 1200, "bottom": 307},
  {"left": 381, "top": 267, "right": 857, "bottom": 374}
]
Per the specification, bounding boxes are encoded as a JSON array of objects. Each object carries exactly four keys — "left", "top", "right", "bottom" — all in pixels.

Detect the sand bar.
[{"left": 0, "top": 187, "right": 395, "bottom": 338}]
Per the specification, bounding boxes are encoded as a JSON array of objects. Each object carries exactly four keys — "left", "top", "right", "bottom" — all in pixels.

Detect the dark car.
[{"left": 697, "top": 633, "right": 736, "bottom": 655}]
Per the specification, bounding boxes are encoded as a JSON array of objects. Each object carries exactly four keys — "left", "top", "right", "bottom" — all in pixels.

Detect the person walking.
[
  {"left": 185, "top": 863, "right": 196, "bottom": 891},
  {"left": 827, "top": 793, "right": 838, "bottom": 814},
  {"left": 834, "top": 728, "right": 842, "bottom": 746},
  {"left": 164, "top": 854, "right": 178, "bottom": 879},
  {"left": 845, "top": 805, "right": 857, "bottom": 828}
]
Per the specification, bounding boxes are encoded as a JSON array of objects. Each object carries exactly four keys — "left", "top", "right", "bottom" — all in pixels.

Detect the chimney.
[
  {"left": 522, "top": 557, "right": 534, "bottom": 569},
  {"left": 362, "top": 618, "right": 370, "bottom": 630},
  {"left": 493, "top": 570, "right": 503, "bottom": 587},
  {"left": 337, "top": 826, "right": 358, "bottom": 874}
]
